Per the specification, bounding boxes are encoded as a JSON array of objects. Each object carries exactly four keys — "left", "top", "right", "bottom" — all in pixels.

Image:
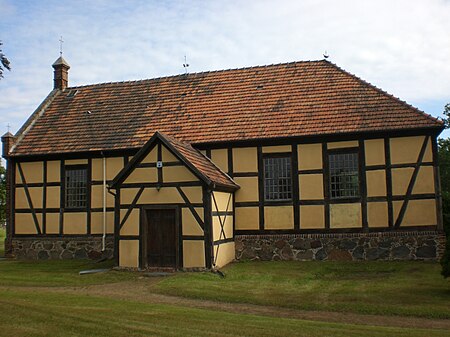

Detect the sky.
[{"left": 1, "top": 0, "right": 449, "bottom": 140}]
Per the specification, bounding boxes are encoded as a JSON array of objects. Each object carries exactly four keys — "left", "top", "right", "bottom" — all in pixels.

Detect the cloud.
[{"left": 0, "top": 0, "right": 449, "bottom": 135}]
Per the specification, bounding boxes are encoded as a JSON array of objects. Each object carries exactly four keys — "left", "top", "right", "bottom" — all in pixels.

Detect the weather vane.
[
  {"left": 7, "top": 123, "right": 11, "bottom": 133},
  {"left": 183, "top": 55, "right": 189, "bottom": 74},
  {"left": 323, "top": 50, "right": 329, "bottom": 59},
  {"left": 59, "top": 36, "right": 64, "bottom": 56}
]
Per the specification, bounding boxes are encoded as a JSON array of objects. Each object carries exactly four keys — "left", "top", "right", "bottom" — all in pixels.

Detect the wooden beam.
[
  {"left": 176, "top": 186, "right": 205, "bottom": 229},
  {"left": 17, "top": 162, "right": 41, "bottom": 234},
  {"left": 119, "top": 186, "right": 144, "bottom": 230},
  {"left": 394, "top": 136, "right": 429, "bottom": 228}
]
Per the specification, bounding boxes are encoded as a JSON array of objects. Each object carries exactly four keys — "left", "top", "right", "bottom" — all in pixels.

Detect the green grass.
[
  {"left": 0, "top": 259, "right": 137, "bottom": 287},
  {"left": 154, "top": 260, "right": 450, "bottom": 319},
  {"left": 0, "top": 288, "right": 447, "bottom": 337},
  {"left": 0, "top": 226, "right": 5, "bottom": 257}
]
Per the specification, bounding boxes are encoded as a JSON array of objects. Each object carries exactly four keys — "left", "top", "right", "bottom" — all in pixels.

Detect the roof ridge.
[
  {"left": 66, "top": 59, "right": 325, "bottom": 90},
  {"left": 325, "top": 61, "right": 443, "bottom": 126}
]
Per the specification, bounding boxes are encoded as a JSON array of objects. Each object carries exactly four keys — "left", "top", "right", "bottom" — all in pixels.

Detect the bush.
[{"left": 440, "top": 191, "right": 450, "bottom": 278}]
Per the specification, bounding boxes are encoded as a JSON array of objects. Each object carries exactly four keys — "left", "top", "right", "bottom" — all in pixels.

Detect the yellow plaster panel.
[
  {"left": 15, "top": 188, "right": 29, "bottom": 209},
  {"left": 121, "top": 188, "right": 141, "bottom": 204},
  {"left": 234, "top": 177, "right": 258, "bottom": 202},
  {"left": 298, "top": 143, "right": 322, "bottom": 170},
  {"left": 264, "top": 206, "right": 294, "bottom": 230},
  {"left": 413, "top": 166, "right": 435, "bottom": 194},
  {"left": 15, "top": 165, "right": 21, "bottom": 184},
  {"left": 392, "top": 168, "right": 413, "bottom": 196},
  {"left": 365, "top": 139, "right": 385, "bottom": 166},
  {"left": 232, "top": 147, "right": 258, "bottom": 173},
  {"left": 327, "top": 140, "right": 358, "bottom": 149},
  {"left": 46, "top": 186, "right": 60, "bottom": 208},
  {"left": 179, "top": 186, "right": 203, "bottom": 204},
  {"left": 91, "top": 159, "right": 102, "bottom": 181},
  {"left": 210, "top": 149, "right": 228, "bottom": 173},
  {"left": 142, "top": 147, "right": 157, "bottom": 163},
  {"left": 63, "top": 212, "right": 87, "bottom": 234},
  {"left": 91, "top": 211, "right": 115, "bottom": 234},
  {"left": 214, "top": 241, "right": 235, "bottom": 268},
  {"left": 107, "top": 157, "right": 124, "bottom": 180},
  {"left": 390, "top": 136, "right": 432, "bottom": 165},
  {"left": 15, "top": 187, "right": 43, "bottom": 209},
  {"left": 20, "top": 162, "right": 44, "bottom": 184},
  {"left": 366, "top": 170, "right": 387, "bottom": 197},
  {"left": 367, "top": 202, "right": 388, "bottom": 228},
  {"left": 47, "top": 161, "right": 60, "bottom": 183},
  {"left": 119, "top": 209, "right": 140, "bottom": 236},
  {"left": 163, "top": 165, "right": 197, "bottom": 182},
  {"left": 393, "top": 199, "right": 437, "bottom": 226},
  {"left": 235, "top": 207, "right": 259, "bottom": 230},
  {"left": 138, "top": 187, "right": 184, "bottom": 204},
  {"left": 300, "top": 205, "right": 325, "bottom": 229},
  {"left": 91, "top": 185, "right": 115, "bottom": 208},
  {"left": 162, "top": 146, "right": 179, "bottom": 162},
  {"left": 182, "top": 208, "right": 204, "bottom": 236},
  {"left": 212, "top": 191, "right": 232, "bottom": 212},
  {"left": 262, "top": 145, "right": 292, "bottom": 153},
  {"left": 126, "top": 167, "right": 157, "bottom": 183},
  {"left": 330, "top": 203, "right": 361, "bottom": 228},
  {"left": 213, "top": 216, "right": 233, "bottom": 241},
  {"left": 119, "top": 240, "right": 139, "bottom": 268},
  {"left": 299, "top": 174, "right": 323, "bottom": 200},
  {"left": 183, "top": 240, "right": 205, "bottom": 268},
  {"left": 45, "top": 213, "right": 60, "bottom": 234},
  {"left": 15, "top": 213, "right": 41, "bottom": 234},
  {"left": 65, "top": 159, "right": 88, "bottom": 165}
]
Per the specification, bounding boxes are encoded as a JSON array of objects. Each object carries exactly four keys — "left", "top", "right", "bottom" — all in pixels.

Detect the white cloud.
[{"left": 0, "top": 0, "right": 449, "bottom": 135}]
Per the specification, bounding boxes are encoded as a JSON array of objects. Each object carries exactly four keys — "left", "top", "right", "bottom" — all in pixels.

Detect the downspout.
[{"left": 102, "top": 153, "right": 106, "bottom": 252}]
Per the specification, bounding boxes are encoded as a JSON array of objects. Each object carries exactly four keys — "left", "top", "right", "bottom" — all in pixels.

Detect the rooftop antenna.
[
  {"left": 323, "top": 50, "right": 329, "bottom": 59},
  {"left": 59, "top": 36, "right": 64, "bottom": 56},
  {"left": 183, "top": 55, "right": 189, "bottom": 74}
]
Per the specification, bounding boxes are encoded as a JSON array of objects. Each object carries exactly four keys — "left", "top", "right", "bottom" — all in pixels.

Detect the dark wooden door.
[{"left": 146, "top": 209, "right": 177, "bottom": 268}]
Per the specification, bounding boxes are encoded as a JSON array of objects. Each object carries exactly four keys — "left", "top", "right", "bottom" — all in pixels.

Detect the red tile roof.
[{"left": 11, "top": 60, "right": 443, "bottom": 156}]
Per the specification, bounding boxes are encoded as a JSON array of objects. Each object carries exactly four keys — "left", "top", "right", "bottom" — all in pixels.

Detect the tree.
[
  {"left": 0, "top": 164, "right": 5, "bottom": 226},
  {"left": 440, "top": 105, "right": 450, "bottom": 278},
  {"left": 0, "top": 41, "right": 11, "bottom": 79}
]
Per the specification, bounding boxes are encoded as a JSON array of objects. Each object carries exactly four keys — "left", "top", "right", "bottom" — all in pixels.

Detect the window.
[
  {"left": 264, "top": 156, "right": 292, "bottom": 201},
  {"left": 329, "top": 152, "right": 359, "bottom": 199},
  {"left": 65, "top": 166, "right": 88, "bottom": 208}
]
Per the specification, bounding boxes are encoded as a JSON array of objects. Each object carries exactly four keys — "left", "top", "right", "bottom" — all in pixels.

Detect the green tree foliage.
[
  {"left": 0, "top": 164, "right": 5, "bottom": 226},
  {"left": 0, "top": 41, "right": 11, "bottom": 79},
  {"left": 440, "top": 104, "right": 450, "bottom": 278}
]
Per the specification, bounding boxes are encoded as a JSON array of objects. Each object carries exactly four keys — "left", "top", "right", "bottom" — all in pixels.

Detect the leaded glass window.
[
  {"left": 264, "top": 156, "right": 292, "bottom": 201},
  {"left": 329, "top": 152, "right": 359, "bottom": 199},
  {"left": 65, "top": 166, "right": 87, "bottom": 208}
]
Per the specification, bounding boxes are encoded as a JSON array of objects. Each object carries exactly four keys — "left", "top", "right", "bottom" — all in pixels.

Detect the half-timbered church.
[{"left": 1, "top": 56, "right": 445, "bottom": 270}]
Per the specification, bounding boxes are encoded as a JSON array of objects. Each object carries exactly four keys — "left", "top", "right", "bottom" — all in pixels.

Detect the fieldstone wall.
[
  {"left": 11, "top": 236, "right": 114, "bottom": 260},
  {"left": 235, "top": 231, "right": 446, "bottom": 261}
]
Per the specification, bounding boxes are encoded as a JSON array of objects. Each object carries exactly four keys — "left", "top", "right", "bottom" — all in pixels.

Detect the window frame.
[
  {"left": 262, "top": 153, "right": 293, "bottom": 202},
  {"left": 327, "top": 148, "right": 361, "bottom": 201},
  {"left": 64, "top": 164, "right": 89, "bottom": 210}
]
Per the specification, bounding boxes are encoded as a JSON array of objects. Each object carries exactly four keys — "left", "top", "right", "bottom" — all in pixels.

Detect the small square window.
[
  {"left": 264, "top": 156, "right": 292, "bottom": 201},
  {"left": 65, "top": 166, "right": 87, "bottom": 209},
  {"left": 329, "top": 152, "right": 359, "bottom": 199}
]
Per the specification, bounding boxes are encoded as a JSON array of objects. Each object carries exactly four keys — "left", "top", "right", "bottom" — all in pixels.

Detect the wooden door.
[{"left": 146, "top": 209, "right": 177, "bottom": 268}]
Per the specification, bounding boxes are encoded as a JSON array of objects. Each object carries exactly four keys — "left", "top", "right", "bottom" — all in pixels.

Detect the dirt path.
[{"left": 3, "top": 279, "right": 449, "bottom": 331}]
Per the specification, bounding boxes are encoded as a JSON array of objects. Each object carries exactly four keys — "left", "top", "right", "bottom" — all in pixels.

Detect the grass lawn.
[
  {"left": 0, "top": 259, "right": 137, "bottom": 287},
  {"left": 0, "top": 259, "right": 449, "bottom": 336},
  {"left": 0, "top": 226, "right": 5, "bottom": 257},
  {"left": 0, "top": 288, "right": 447, "bottom": 337},
  {"left": 154, "top": 260, "right": 450, "bottom": 319}
]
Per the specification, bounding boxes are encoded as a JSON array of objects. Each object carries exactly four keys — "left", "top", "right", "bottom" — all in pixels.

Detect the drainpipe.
[{"left": 102, "top": 154, "right": 106, "bottom": 252}]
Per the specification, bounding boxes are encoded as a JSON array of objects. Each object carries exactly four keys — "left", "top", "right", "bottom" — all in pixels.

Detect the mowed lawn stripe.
[
  {"left": 154, "top": 260, "right": 450, "bottom": 319},
  {"left": 0, "top": 289, "right": 448, "bottom": 337}
]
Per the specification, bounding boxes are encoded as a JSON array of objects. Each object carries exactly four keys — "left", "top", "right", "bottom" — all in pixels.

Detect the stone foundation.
[
  {"left": 11, "top": 236, "right": 114, "bottom": 260},
  {"left": 235, "top": 231, "right": 446, "bottom": 261}
]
